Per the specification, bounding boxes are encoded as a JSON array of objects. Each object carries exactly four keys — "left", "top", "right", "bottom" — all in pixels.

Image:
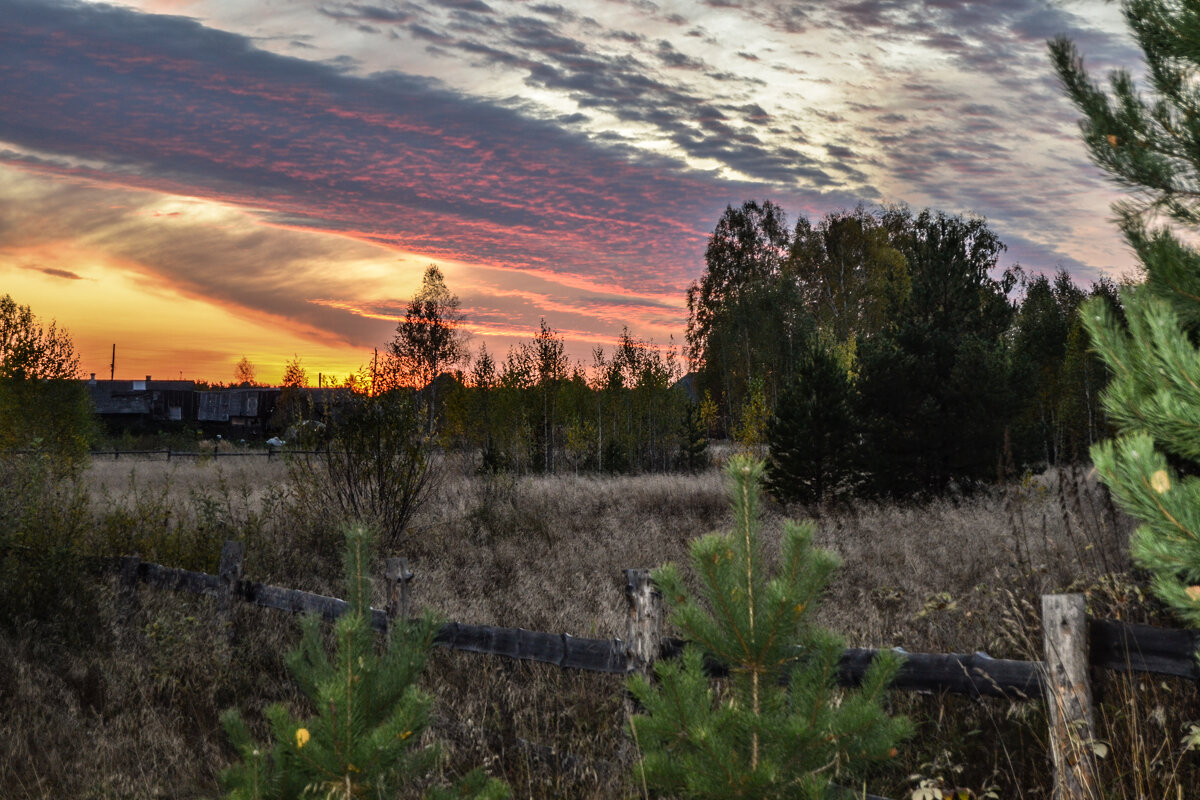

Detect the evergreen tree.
[
  {"left": 855, "top": 209, "right": 1017, "bottom": 496},
  {"left": 767, "top": 345, "right": 860, "bottom": 506},
  {"left": 1053, "top": 2, "right": 1200, "bottom": 635},
  {"left": 1008, "top": 271, "right": 1087, "bottom": 468},
  {"left": 628, "top": 457, "right": 910, "bottom": 799},
  {"left": 220, "top": 523, "right": 509, "bottom": 800},
  {"left": 678, "top": 402, "right": 709, "bottom": 473}
]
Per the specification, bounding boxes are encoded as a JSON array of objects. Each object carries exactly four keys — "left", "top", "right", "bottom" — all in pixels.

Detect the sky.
[{"left": 0, "top": 0, "right": 1144, "bottom": 384}]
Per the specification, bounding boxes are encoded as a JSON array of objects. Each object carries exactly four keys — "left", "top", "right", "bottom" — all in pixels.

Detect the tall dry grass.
[{"left": 1, "top": 457, "right": 1197, "bottom": 798}]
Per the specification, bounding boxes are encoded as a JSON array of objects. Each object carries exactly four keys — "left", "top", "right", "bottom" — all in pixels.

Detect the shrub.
[{"left": 287, "top": 390, "right": 436, "bottom": 552}]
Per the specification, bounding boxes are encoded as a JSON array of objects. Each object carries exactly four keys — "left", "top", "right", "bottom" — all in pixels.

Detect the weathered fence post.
[
  {"left": 384, "top": 557, "right": 414, "bottom": 645},
  {"left": 118, "top": 554, "right": 141, "bottom": 623},
  {"left": 623, "top": 569, "right": 662, "bottom": 676},
  {"left": 1042, "top": 593, "right": 1100, "bottom": 800},
  {"left": 217, "top": 540, "right": 244, "bottom": 650}
]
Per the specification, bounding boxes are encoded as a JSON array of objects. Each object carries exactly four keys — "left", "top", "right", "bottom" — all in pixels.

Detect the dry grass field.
[{"left": 2, "top": 454, "right": 1198, "bottom": 798}]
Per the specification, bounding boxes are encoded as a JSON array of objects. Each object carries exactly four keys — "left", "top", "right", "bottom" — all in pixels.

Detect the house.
[{"left": 86, "top": 374, "right": 197, "bottom": 426}]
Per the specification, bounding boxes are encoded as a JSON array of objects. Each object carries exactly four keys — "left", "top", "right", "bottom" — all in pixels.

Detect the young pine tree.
[
  {"left": 1053, "top": 2, "right": 1200, "bottom": 636},
  {"left": 628, "top": 457, "right": 911, "bottom": 799},
  {"left": 220, "top": 523, "right": 509, "bottom": 800},
  {"left": 678, "top": 402, "right": 710, "bottom": 473}
]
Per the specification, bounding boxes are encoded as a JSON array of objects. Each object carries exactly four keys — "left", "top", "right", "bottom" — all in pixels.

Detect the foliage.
[
  {"left": 281, "top": 357, "right": 308, "bottom": 389},
  {"left": 287, "top": 389, "right": 435, "bottom": 552},
  {"left": 220, "top": 523, "right": 509, "bottom": 800},
  {"left": 386, "top": 265, "right": 467, "bottom": 433},
  {"left": 628, "top": 457, "right": 911, "bottom": 798},
  {"left": 678, "top": 402, "right": 709, "bottom": 473},
  {"left": 686, "top": 201, "right": 813, "bottom": 432},
  {"left": 0, "top": 294, "right": 80, "bottom": 380},
  {"left": 1053, "top": 0, "right": 1200, "bottom": 644},
  {"left": 767, "top": 345, "right": 860, "bottom": 506},
  {"left": 442, "top": 324, "right": 690, "bottom": 475},
  {"left": 1050, "top": 2, "right": 1200, "bottom": 229},
  {"left": 0, "top": 295, "right": 93, "bottom": 473},
  {"left": 234, "top": 357, "right": 257, "bottom": 387},
  {"left": 733, "top": 376, "right": 770, "bottom": 449},
  {"left": 0, "top": 452, "right": 93, "bottom": 636},
  {"left": 1009, "top": 271, "right": 1118, "bottom": 467},
  {"left": 854, "top": 209, "right": 1017, "bottom": 496},
  {"left": 788, "top": 205, "right": 910, "bottom": 345}
]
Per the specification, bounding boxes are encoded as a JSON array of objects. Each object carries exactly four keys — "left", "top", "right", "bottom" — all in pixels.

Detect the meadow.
[{"left": 2, "top": 453, "right": 1198, "bottom": 799}]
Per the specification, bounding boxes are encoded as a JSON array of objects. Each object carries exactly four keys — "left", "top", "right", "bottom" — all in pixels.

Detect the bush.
[
  {"left": 0, "top": 453, "right": 94, "bottom": 636},
  {"left": 287, "top": 390, "right": 436, "bottom": 552}
]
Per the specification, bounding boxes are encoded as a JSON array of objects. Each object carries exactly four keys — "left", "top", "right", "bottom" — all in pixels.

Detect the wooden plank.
[
  {"left": 111, "top": 556, "right": 1200, "bottom": 696},
  {"left": 1089, "top": 618, "right": 1200, "bottom": 680},
  {"left": 135, "top": 561, "right": 221, "bottom": 596},
  {"left": 840, "top": 648, "right": 1043, "bottom": 700},
  {"left": 236, "top": 580, "right": 350, "bottom": 621},
  {"left": 1042, "top": 594, "right": 1100, "bottom": 800},
  {"left": 432, "top": 622, "right": 628, "bottom": 673}
]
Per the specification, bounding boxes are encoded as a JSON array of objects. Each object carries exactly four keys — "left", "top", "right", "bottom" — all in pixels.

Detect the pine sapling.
[
  {"left": 628, "top": 456, "right": 911, "bottom": 799},
  {"left": 219, "top": 523, "right": 509, "bottom": 800}
]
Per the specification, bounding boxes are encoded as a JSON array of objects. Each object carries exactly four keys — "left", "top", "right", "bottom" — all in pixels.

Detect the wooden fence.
[
  {"left": 88, "top": 448, "right": 314, "bottom": 461},
  {"left": 114, "top": 542, "right": 1200, "bottom": 800}
]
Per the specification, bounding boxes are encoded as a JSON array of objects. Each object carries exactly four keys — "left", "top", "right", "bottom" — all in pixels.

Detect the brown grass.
[{"left": 2, "top": 457, "right": 1197, "bottom": 799}]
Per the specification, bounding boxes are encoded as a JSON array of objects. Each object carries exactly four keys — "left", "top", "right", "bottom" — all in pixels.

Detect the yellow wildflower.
[
  {"left": 295, "top": 728, "right": 311, "bottom": 749},
  {"left": 1186, "top": 585, "right": 1200, "bottom": 603},
  {"left": 1151, "top": 469, "right": 1171, "bottom": 494}
]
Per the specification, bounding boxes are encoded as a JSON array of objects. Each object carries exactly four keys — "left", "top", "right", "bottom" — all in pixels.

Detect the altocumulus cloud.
[{"left": 0, "top": 0, "right": 798, "bottom": 306}]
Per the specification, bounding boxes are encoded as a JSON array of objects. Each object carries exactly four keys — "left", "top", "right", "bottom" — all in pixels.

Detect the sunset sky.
[{"left": 0, "top": 0, "right": 1142, "bottom": 384}]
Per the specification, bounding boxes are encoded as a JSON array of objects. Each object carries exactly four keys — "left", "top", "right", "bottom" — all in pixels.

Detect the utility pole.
[{"left": 109, "top": 344, "right": 115, "bottom": 381}]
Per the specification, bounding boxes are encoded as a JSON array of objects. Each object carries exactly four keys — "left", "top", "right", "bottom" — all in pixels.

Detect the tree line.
[
  {"left": 367, "top": 208, "right": 1121, "bottom": 500},
  {"left": 371, "top": 266, "right": 702, "bottom": 476},
  {"left": 684, "top": 201, "right": 1123, "bottom": 502},
  {"left": 1, "top": 212, "right": 1121, "bottom": 498}
]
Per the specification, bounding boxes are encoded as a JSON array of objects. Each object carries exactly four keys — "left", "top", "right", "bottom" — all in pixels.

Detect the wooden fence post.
[
  {"left": 624, "top": 569, "right": 662, "bottom": 676},
  {"left": 385, "top": 557, "right": 414, "bottom": 644},
  {"left": 1042, "top": 593, "right": 1100, "bottom": 800},
  {"left": 118, "top": 554, "right": 141, "bottom": 623},
  {"left": 217, "top": 540, "right": 244, "bottom": 650}
]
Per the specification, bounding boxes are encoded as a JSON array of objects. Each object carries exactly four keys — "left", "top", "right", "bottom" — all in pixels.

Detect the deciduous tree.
[
  {"left": 0, "top": 295, "right": 92, "bottom": 471},
  {"left": 387, "top": 265, "right": 467, "bottom": 433},
  {"left": 687, "top": 201, "right": 812, "bottom": 433},
  {"left": 233, "top": 356, "right": 256, "bottom": 387}
]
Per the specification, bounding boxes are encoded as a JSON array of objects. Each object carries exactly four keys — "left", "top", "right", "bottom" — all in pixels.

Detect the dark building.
[
  {"left": 86, "top": 374, "right": 198, "bottom": 426},
  {"left": 197, "top": 387, "right": 280, "bottom": 430}
]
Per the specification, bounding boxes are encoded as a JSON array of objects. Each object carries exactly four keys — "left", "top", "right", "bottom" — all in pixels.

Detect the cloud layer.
[{"left": 0, "top": 0, "right": 1146, "bottom": 376}]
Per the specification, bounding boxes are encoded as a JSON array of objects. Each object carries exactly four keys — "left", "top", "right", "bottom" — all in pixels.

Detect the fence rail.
[
  {"left": 109, "top": 542, "right": 1199, "bottom": 800},
  {"left": 85, "top": 448, "right": 317, "bottom": 461},
  {"left": 113, "top": 547, "right": 1200, "bottom": 692}
]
